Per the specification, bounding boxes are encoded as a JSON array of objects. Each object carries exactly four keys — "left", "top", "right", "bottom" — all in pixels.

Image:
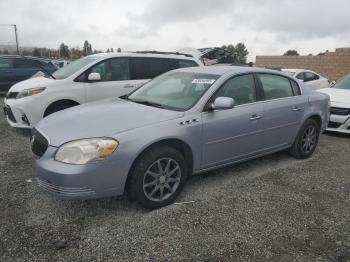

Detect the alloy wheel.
[
  {"left": 143, "top": 158, "right": 181, "bottom": 202},
  {"left": 301, "top": 125, "right": 317, "bottom": 154}
]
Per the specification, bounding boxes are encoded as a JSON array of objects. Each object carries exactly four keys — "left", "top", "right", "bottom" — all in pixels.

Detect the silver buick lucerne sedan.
[{"left": 31, "top": 66, "right": 330, "bottom": 209}]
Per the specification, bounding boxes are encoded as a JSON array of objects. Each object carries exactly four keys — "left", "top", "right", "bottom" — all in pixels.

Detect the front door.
[
  {"left": 201, "top": 74, "right": 265, "bottom": 169},
  {"left": 84, "top": 58, "right": 144, "bottom": 102}
]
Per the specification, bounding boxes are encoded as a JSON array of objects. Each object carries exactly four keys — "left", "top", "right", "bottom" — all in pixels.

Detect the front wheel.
[
  {"left": 289, "top": 119, "right": 320, "bottom": 159},
  {"left": 127, "top": 146, "right": 188, "bottom": 209}
]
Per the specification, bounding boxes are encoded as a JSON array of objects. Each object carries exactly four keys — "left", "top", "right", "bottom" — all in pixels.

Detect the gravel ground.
[{"left": 0, "top": 98, "right": 349, "bottom": 262}]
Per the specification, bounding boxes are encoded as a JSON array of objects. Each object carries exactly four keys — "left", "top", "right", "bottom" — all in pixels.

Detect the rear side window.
[
  {"left": 296, "top": 73, "right": 304, "bottom": 80},
  {"left": 290, "top": 80, "right": 301, "bottom": 95},
  {"left": 0, "top": 58, "right": 13, "bottom": 68},
  {"left": 14, "top": 58, "right": 39, "bottom": 68},
  {"left": 131, "top": 58, "right": 172, "bottom": 80},
  {"left": 215, "top": 74, "right": 256, "bottom": 106},
  {"left": 177, "top": 60, "right": 198, "bottom": 68},
  {"left": 259, "top": 74, "right": 294, "bottom": 100}
]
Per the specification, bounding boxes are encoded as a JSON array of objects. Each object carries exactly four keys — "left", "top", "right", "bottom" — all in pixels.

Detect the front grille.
[
  {"left": 328, "top": 121, "right": 342, "bottom": 129},
  {"left": 31, "top": 129, "right": 49, "bottom": 157},
  {"left": 4, "top": 105, "right": 16, "bottom": 123},
  {"left": 37, "top": 179, "right": 96, "bottom": 197},
  {"left": 330, "top": 107, "right": 350, "bottom": 116},
  {"left": 6, "top": 92, "right": 18, "bottom": 99}
]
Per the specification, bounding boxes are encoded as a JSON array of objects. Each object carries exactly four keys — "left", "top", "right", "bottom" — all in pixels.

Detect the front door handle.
[
  {"left": 292, "top": 107, "right": 302, "bottom": 112},
  {"left": 124, "top": 84, "right": 135, "bottom": 88},
  {"left": 250, "top": 114, "right": 262, "bottom": 121}
]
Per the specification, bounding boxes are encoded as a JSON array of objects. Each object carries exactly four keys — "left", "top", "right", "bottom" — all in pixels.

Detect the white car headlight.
[
  {"left": 17, "top": 87, "right": 46, "bottom": 99},
  {"left": 55, "top": 138, "right": 119, "bottom": 165}
]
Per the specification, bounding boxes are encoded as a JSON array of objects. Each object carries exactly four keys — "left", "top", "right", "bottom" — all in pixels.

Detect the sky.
[{"left": 0, "top": 0, "right": 349, "bottom": 61}]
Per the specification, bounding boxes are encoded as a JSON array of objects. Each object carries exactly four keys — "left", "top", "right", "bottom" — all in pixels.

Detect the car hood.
[
  {"left": 318, "top": 88, "right": 350, "bottom": 107},
  {"left": 36, "top": 98, "right": 184, "bottom": 147},
  {"left": 9, "top": 77, "right": 55, "bottom": 92}
]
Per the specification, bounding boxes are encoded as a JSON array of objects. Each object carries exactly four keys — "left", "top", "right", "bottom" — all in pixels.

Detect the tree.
[
  {"left": 83, "top": 40, "right": 93, "bottom": 56},
  {"left": 110, "top": 48, "right": 114, "bottom": 53},
  {"left": 235, "top": 43, "right": 249, "bottom": 64},
  {"left": 117, "top": 48, "right": 121, "bottom": 52},
  {"left": 283, "top": 50, "right": 299, "bottom": 56},
  {"left": 33, "top": 48, "right": 41, "bottom": 57},
  {"left": 59, "top": 43, "right": 70, "bottom": 58},
  {"left": 106, "top": 48, "right": 110, "bottom": 53},
  {"left": 3, "top": 49, "right": 9, "bottom": 54}
]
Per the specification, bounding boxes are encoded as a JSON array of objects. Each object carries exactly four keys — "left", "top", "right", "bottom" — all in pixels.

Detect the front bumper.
[
  {"left": 326, "top": 114, "right": 350, "bottom": 134},
  {"left": 4, "top": 97, "right": 44, "bottom": 128},
  {"left": 36, "top": 146, "right": 132, "bottom": 200}
]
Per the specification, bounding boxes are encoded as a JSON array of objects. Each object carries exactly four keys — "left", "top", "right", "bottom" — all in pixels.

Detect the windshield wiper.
[{"left": 128, "top": 98, "right": 164, "bottom": 109}]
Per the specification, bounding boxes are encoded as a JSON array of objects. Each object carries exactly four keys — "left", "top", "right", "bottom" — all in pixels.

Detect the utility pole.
[
  {"left": 0, "top": 24, "right": 20, "bottom": 54},
  {"left": 13, "top": 25, "right": 19, "bottom": 55}
]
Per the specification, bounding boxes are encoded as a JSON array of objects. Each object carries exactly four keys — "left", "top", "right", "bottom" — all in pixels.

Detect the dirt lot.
[{"left": 0, "top": 98, "right": 349, "bottom": 262}]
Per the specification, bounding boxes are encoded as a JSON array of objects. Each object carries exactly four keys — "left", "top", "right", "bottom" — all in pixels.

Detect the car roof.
[
  {"left": 0, "top": 55, "right": 52, "bottom": 62},
  {"left": 174, "top": 65, "right": 287, "bottom": 76},
  {"left": 88, "top": 52, "right": 199, "bottom": 61},
  {"left": 282, "top": 69, "right": 315, "bottom": 74}
]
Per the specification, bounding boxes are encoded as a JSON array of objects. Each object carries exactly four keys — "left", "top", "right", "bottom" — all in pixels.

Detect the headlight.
[
  {"left": 17, "top": 87, "right": 46, "bottom": 99},
  {"left": 55, "top": 138, "right": 119, "bottom": 165}
]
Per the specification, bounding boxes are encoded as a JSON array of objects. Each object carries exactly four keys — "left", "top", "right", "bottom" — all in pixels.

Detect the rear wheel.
[
  {"left": 127, "top": 146, "right": 188, "bottom": 209},
  {"left": 44, "top": 100, "right": 79, "bottom": 117},
  {"left": 289, "top": 119, "right": 320, "bottom": 159}
]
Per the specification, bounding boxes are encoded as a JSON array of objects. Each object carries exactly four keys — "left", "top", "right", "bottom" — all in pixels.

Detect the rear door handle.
[
  {"left": 124, "top": 84, "right": 135, "bottom": 88},
  {"left": 292, "top": 107, "right": 302, "bottom": 112},
  {"left": 250, "top": 114, "right": 262, "bottom": 121}
]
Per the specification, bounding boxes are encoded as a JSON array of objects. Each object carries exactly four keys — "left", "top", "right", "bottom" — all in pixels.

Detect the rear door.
[
  {"left": 201, "top": 74, "right": 265, "bottom": 168},
  {"left": 257, "top": 73, "right": 307, "bottom": 148},
  {"left": 0, "top": 58, "right": 16, "bottom": 91}
]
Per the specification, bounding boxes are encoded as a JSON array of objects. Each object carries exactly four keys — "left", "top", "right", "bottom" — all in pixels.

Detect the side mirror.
[
  {"left": 88, "top": 72, "right": 101, "bottom": 81},
  {"left": 330, "top": 81, "right": 336, "bottom": 87},
  {"left": 209, "top": 97, "right": 235, "bottom": 111}
]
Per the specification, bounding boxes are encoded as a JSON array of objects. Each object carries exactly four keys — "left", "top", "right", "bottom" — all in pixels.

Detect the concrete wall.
[{"left": 256, "top": 48, "right": 350, "bottom": 81}]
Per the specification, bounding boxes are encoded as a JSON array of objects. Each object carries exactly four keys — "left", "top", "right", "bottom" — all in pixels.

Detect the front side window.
[
  {"left": 0, "top": 58, "right": 13, "bottom": 68},
  {"left": 215, "top": 74, "right": 256, "bottom": 106},
  {"left": 333, "top": 74, "right": 350, "bottom": 90},
  {"left": 128, "top": 72, "right": 219, "bottom": 110},
  {"left": 259, "top": 74, "right": 294, "bottom": 100},
  {"left": 89, "top": 58, "right": 130, "bottom": 81},
  {"left": 54, "top": 56, "right": 100, "bottom": 80}
]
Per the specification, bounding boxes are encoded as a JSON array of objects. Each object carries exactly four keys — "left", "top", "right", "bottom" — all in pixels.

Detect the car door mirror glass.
[
  {"left": 88, "top": 72, "right": 101, "bottom": 81},
  {"left": 211, "top": 97, "right": 235, "bottom": 110}
]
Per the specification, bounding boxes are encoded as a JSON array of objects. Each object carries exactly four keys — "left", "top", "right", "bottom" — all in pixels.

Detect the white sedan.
[
  {"left": 318, "top": 74, "right": 350, "bottom": 134},
  {"left": 282, "top": 69, "right": 329, "bottom": 90}
]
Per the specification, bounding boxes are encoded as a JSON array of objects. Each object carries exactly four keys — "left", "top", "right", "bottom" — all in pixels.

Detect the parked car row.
[{"left": 3, "top": 51, "right": 348, "bottom": 208}]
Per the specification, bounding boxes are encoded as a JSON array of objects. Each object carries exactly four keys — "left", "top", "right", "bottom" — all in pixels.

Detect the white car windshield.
[
  {"left": 333, "top": 75, "right": 350, "bottom": 90},
  {"left": 53, "top": 56, "right": 100, "bottom": 80},
  {"left": 128, "top": 72, "right": 220, "bottom": 111}
]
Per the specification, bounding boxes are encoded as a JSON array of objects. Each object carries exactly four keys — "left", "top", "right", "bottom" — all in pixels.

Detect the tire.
[
  {"left": 44, "top": 100, "right": 79, "bottom": 117},
  {"left": 288, "top": 119, "right": 320, "bottom": 159},
  {"left": 127, "top": 145, "right": 188, "bottom": 209}
]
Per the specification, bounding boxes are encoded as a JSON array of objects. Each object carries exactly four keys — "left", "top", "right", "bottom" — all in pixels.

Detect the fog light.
[{"left": 21, "top": 114, "right": 30, "bottom": 126}]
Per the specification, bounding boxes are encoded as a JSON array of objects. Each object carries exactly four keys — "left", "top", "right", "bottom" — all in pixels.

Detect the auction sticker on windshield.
[{"left": 192, "top": 79, "right": 216, "bottom": 84}]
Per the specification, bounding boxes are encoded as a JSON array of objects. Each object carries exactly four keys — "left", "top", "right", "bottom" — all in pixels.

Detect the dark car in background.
[{"left": 0, "top": 55, "right": 57, "bottom": 93}]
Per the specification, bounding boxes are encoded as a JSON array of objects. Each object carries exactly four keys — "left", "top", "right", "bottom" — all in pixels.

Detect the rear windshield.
[{"left": 53, "top": 56, "right": 99, "bottom": 80}]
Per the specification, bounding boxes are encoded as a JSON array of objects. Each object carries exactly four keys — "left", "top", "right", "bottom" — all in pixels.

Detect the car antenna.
[{"left": 20, "top": 55, "right": 56, "bottom": 80}]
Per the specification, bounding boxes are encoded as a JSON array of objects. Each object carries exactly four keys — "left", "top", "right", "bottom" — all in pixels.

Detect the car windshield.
[
  {"left": 333, "top": 75, "right": 350, "bottom": 90},
  {"left": 128, "top": 72, "right": 220, "bottom": 111},
  {"left": 53, "top": 56, "right": 100, "bottom": 80}
]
